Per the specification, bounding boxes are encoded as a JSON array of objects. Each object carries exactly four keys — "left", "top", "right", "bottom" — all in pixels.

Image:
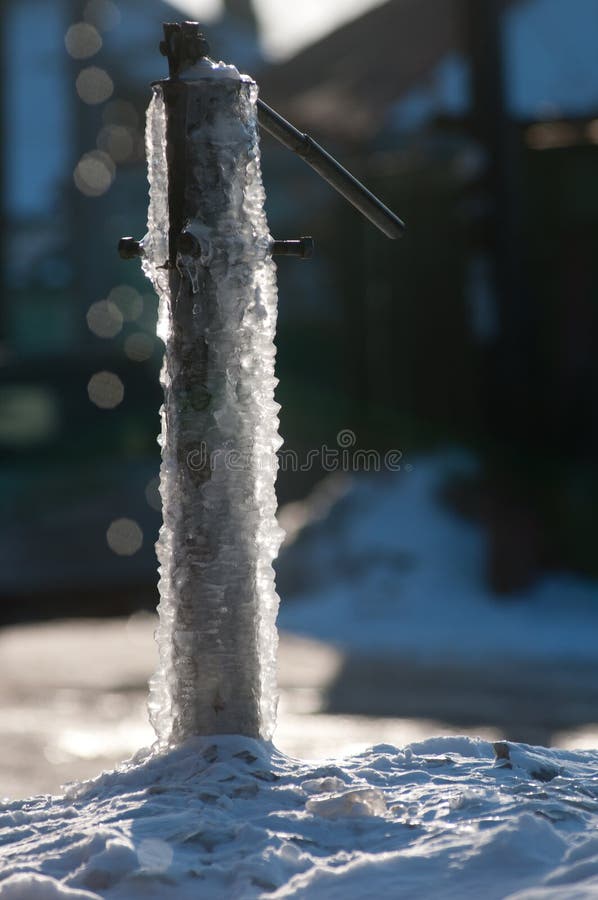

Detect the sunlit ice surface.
[{"left": 0, "top": 615, "right": 594, "bottom": 800}]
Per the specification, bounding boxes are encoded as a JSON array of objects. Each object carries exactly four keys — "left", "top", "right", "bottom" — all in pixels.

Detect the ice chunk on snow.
[
  {"left": 302, "top": 776, "right": 347, "bottom": 795},
  {"left": 306, "top": 787, "right": 387, "bottom": 819}
]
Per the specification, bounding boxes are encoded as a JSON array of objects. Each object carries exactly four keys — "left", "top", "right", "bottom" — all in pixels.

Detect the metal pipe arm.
[{"left": 257, "top": 99, "right": 405, "bottom": 240}]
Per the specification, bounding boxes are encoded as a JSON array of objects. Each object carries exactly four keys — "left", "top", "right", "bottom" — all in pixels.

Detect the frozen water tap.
[
  {"left": 119, "top": 23, "right": 405, "bottom": 264},
  {"left": 118, "top": 23, "right": 405, "bottom": 745}
]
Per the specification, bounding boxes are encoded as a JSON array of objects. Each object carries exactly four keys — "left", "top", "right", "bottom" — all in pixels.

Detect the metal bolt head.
[
  {"left": 118, "top": 237, "right": 142, "bottom": 260},
  {"left": 271, "top": 237, "right": 315, "bottom": 259},
  {"left": 299, "top": 237, "right": 315, "bottom": 259}
]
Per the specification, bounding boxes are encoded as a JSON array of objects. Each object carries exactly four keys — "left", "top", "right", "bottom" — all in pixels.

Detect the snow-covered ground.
[{"left": 3, "top": 734, "right": 598, "bottom": 899}]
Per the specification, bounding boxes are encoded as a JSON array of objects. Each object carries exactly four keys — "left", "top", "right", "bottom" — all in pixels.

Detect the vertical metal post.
[
  {"left": 462, "top": 1, "right": 540, "bottom": 594},
  {"left": 145, "top": 24, "right": 281, "bottom": 743}
]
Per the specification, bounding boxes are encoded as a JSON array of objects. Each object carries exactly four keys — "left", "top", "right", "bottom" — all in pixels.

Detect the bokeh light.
[
  {"left": 76, "top": 66, "right": 114, "bottom": 105},
  {"left": 65, "top": 22, "right": 102, "bottom": 60},
  {"left": 106, "top": 518, "right": 143, "bottom": 556},
  {"left": 0, "top": 386, "right": 60, "bottom": 446},
  {"left": 124, "top": 332, "right": 154, "bottom": 362},
  {"left": 587, "top": 120, "right": 598, "bottom": 144},
  {"left": 84, "top": 0, "right": 121, "bottom": 33},
  {"left": 108, "top": 285, "right": 143, "bottom": 321},
  {"left": 86, "top": 299, "right": 123, "bottom": 338},
  {"left": 87, "top": 371, "right": 124, "bottom": 409},
  {"left": 526, "top": 122, "right": 578, "bottom": 150},
  {"left": 102, "top": 99, "right": 139, "bottom": 129},
  {"left": 73, "top": 150, "right": 115, "bottom": 197},
  {"left": 97, "top": 124, "right": 135, "bottom": 163},
  {"left": 145, "top": 477, "right": 161, "bottom": 512}
]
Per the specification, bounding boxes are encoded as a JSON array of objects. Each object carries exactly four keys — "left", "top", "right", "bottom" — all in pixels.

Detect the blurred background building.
[{"left": 1, "top": 0, "right": 598, "bottom": 768}]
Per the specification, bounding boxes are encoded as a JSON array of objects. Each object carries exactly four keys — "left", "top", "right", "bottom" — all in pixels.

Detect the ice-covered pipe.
[{"left": 142, "top": 24, "right": 283, "bottom": 743}]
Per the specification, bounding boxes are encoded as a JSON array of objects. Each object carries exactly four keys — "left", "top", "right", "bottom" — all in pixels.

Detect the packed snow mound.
[
  {"left": 278, "top": 452, "right": 598, "bottom": 666},
  {"left": 3, "top": 736, "right": 598, "bottom": 898}
]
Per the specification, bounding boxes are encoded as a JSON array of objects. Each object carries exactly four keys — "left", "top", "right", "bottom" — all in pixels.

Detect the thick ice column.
[{"left": 142, "top": 58, "right": 283, "bottom": 744}]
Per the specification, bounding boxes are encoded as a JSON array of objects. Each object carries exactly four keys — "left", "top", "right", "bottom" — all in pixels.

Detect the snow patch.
[
  {"left": 3, "top": 737, "right": 598, "bottom": 898},
  {"left": 279, "top": 452, "right": 598, "bottom": 667}
]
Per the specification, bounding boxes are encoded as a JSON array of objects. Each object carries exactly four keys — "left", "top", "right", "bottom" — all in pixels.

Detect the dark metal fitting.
[
  {"left": 160, "top": 22, "right": 210, "bottom": 78},
  {"left": 118, "top": 237, "right": 143, "bottom": 260},
  {"left": 177, "top": 231, "right": 201, "bottom": 257},
  {"left": 272, "top": 237, "right": 314, "bottom": 259}
]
